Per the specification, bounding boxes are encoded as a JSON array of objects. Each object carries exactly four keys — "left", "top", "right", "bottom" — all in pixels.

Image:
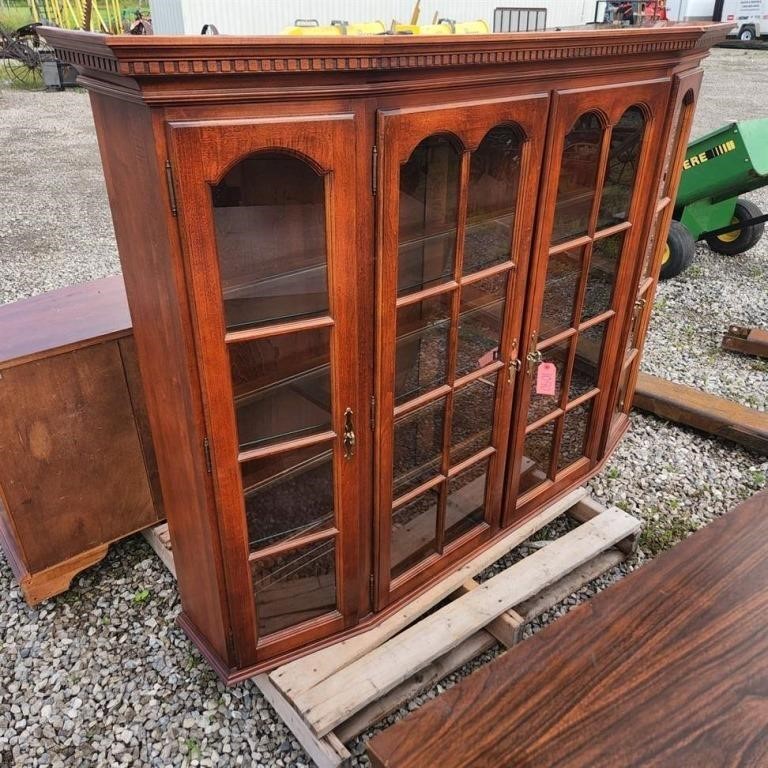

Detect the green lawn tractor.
[{"left": 660, "top": 118, "right": 768, "bottom": 279}]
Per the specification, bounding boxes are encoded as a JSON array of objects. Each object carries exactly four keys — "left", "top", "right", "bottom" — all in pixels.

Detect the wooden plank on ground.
[
  {"left": 141, "top": 524, "right": 176, "bottom": 578},
  {"left": 335, "top": 630, "right": 497, "bottom": 743},
  {"left": 569, "top": 499, "right": 638, "bottom": 555},
  {"left": 454, "top": 579, "right": 524, "bottom": 648},
  {"left": 270, "top": 486, "right": 589, "bottom": 699},
  {"left": 633, "top": 372, "right": 768, "bottom": 455},
  {"left": 722, "top": 324, "right": 768, "bottom": 359},
  {"left": 295, "top": 507, "right": 641, "bottom": 737},
  {"left": 253, "top": 674, "right": 351, "bottom": 768},
  {"left": 514, "top": 549, "right": 625, "bottom": 621}
]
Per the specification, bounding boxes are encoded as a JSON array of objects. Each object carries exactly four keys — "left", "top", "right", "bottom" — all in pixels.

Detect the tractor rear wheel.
[
  {"left": 705, "top": 198, "right": 764, "bottom": 256},
  {"left": 659, "top": 220, "right": 696, "bottom": 280}
]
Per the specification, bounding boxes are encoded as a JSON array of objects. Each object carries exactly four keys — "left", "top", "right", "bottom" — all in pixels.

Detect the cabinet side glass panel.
[
  {"left": 217, "top": 151, "right": 341, "bottom": 640},
  {"left": 252, "top": 538, "right": 337, "bottom": 636},
  {"left": 212, "top": 152, "right": 329, "bottom": 332},
  {"left": 230, "top": 327, "right": 331, "bottom": 452},
  {"left": 241, "top": 443, "right": 335, "bottom": 551}
]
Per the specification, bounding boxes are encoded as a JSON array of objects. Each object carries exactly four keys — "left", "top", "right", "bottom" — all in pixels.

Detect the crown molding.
[{"left": 41, "top": 24, "right": 729, "bottom": 84}]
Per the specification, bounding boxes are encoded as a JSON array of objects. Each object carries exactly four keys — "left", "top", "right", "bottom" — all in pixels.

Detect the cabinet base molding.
[
  {"left": 146, "top": 489, "right": 640, "bottom": 767},
  {"left": 2, "top": 533, "right": 110, "bottom": 606}
]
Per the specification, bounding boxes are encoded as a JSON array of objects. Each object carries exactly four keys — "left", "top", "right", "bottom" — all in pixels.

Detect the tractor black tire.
[
  {"left": 659, "top": 220, "right": 696, "bottom": 280},
  {"left": 705, "top": 198, "right": 765, "bottom": 256}
]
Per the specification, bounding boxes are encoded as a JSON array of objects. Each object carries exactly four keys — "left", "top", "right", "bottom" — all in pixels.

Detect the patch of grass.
[
  {"left": 184, "top": 739, "right": 201, "bottom": 759},
  {"left": 750, "top": 470, "right": 766, "bottom": 488},
  {"left": 686, "top": 264, "right": 704, "bottom": 278},
  {"left": 654, "top": 296, "right": 668, "bottom": 311},
  {"left": 131, "top": 587, "right": 150, "bottom": 605},
  {"left": 606, "top": 466, "right": 621, "bottom": 480},
  {"left": 0, "top": 6, "right": 34, "bottom": 29},
  {"left": 639, "top": 508, "right": 698, "bottom": 558},
  {"left": 750, "top": 360, "right": 768, "bottom": 373}
]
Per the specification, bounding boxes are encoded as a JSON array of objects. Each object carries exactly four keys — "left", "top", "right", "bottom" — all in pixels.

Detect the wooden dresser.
[
  {"left": 43, "top": 22, "right": 727, "bottom": 680},
  {"left": 0, "top": 277, "right": 163, "bottom": 604}
]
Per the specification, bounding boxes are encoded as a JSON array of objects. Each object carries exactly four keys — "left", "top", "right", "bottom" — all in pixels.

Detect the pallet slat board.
[{"left": 145, "top": 489, "right": 640, "bottom": 767}]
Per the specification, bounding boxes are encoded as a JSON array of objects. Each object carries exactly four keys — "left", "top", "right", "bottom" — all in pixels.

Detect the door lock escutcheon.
[{"left": 343, "top": 407, "right": 356, "bottom": 459}]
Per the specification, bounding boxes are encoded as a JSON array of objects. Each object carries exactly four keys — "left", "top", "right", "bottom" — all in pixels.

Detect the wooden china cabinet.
[{"left": 45, "top": 22, "right": 726, "bottom": 682}]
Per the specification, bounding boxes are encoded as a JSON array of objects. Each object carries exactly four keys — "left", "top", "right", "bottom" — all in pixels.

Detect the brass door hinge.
[
  {"left": 371, "top": 145, "right": 378, "bottom": 196},
  {"left": 203, "top": 437, "right": 212, "bottom": 474},
  {"left": 165, "top": 160, "right": 178, "bottom": 217}
]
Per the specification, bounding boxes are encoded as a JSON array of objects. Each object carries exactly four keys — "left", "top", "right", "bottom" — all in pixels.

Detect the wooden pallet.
[{"left": 144, "top": 487, "right": 641, "bottom": 768}]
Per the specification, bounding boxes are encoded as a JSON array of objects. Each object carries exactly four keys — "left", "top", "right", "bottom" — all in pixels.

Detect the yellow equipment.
[
  {"left": 394, "top": 19, "right": 490, "bottom": 34},
  {"left": 281, "top": 20, "right": 387, "bottom": 35}
]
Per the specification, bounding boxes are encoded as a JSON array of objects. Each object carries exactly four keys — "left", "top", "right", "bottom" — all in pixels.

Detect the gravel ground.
[{"left": 1, "top": 48, "right": 767, "bottom": 768}]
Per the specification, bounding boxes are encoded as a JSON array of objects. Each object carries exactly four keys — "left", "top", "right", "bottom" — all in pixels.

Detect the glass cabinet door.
[
  {"left": 168, "top": 113, "right": 367, "bottom": 664},
  {"left": 375, "top": 94, "right": 549, "bottom": 607},
  {"left": 506, "top": 79, "right": 671, "bottom": 524}
]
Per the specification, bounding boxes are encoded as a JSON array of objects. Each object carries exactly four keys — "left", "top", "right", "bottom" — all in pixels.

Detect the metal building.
[{"left": 148, "top": 0, "right": 595, "bottom": 35}]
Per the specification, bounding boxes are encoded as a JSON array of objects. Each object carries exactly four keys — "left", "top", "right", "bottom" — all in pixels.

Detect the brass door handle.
[
  {"left": 526, "top": 349, "right": 542, "bottom": 377},
  {"left": 343, "top": 407, "right": 356, "bottom": 459},
  {"left": 507, "top": 358, "right": 521, "bottom": 384}
]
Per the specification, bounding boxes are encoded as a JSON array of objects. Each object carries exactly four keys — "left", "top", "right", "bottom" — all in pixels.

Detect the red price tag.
[{"left": 536, "top": 362, "right": 557, "bottom": 396}]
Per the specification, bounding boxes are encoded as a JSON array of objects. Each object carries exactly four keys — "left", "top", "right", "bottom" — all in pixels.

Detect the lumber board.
[
  {"left": 253, "top": 674, "right": 351, "bottom": 768},
  {"left": 269, "top": 485, "right": 588, "bottom": 698},
  {"left": 633, "top": 372, "right": 768, "bottom": 455},
  {"left": 295, "top": 507, "right": 641, "bottom": 737},
  {"left": 569, "top": 499, "right": 638, "bottom": 555},
  {"left": 141, "top": 524, "right": 176, "bottom": 578},
  {"left": 514, "top": 549, "right": 625, "bottom": 621},
  {"left": 335, "top": 630, "right": 496, "bottom": 743},
  {"left": 721, "top": 324, "right": 768, "bottom": 359},
  {"left": 455, "top": 579, "right": 524, "bottom": 648}
]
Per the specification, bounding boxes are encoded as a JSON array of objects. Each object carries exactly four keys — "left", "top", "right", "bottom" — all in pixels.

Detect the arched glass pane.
[
  {"left": 398, "top": 135, "right": 460, "bottom": 296},
  {"left": 552, "top": 112, "right": 604, "bottom": 244},
  {"left": 598, "top": 106, "right": 645, "bottom": 229},
  {"left": 212, "top": 152, "right": 328, "bottom": 332},
  {"left": 463, "top": 125, "right": 522, "bottom": 274}
]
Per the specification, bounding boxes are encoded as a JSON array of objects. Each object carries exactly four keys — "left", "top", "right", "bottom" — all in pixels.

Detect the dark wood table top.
[{"left": 367, "top": 489, "right": 768, "bottom": 768}]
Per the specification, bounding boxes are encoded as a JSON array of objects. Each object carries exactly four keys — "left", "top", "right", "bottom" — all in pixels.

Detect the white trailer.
[
  {"left": 148, "top": 0, "right": 595, "bottom": 36},
  {"left": 667, "top": 0, "right": 768, "bottom": 38},
  {"left": 719, "top": 0, "right": 768, "bottom": 39}
]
